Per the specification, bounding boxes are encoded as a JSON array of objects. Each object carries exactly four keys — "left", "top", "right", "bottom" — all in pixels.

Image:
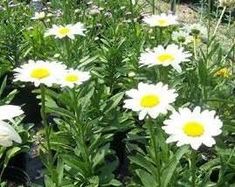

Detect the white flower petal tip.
[
  {"left": 162, "top": 107, "right": 223, "bottom": 150},
  {"left": 123, "top": 82, "right": 178, "bottom": 120}
]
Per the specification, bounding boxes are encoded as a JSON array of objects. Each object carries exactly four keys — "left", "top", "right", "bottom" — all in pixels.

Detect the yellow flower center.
[
  {"left": 157, "top": 53, "right": 175, "bottom": 63},
  {"left": 58, "top": 27, "right": 70, "bottom": 36},
  {"left": 31, "top": 68, "right": 50, "bottom": 79},
  {"left": 140, "top": 94, "right": 160, "bottom": 108},
  {"left": 157, "top": 19, "right": 168, "bottom": 26},
  {"left": 65, "top": 74, "right": 79, "bottom": 82},
  {"left": 183, "top": 121, "right": 205, "bottom": 137}
]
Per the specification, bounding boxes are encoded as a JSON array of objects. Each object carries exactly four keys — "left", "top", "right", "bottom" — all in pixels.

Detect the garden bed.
[{"left": 0, "top": 0, "right": 234, "bottom": 186}]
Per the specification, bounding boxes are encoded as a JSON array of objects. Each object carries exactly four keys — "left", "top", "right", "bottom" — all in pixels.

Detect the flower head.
[
  {"left": 59, "top": 69, "right": 90, "bottom": 88},
  {"left": 162, "top": 107, "right": 223, "bottom": 150},
  {"left": 143, "top": 13, "right": 178, "bottom": 27},
  {"left": 124, "top": 82, "right": 178, "bottom": 120},
  {"left": 14, "top": 60, "right": 67, "bottom": 87},
  {"left": 185, "top": 23, "right": 207, "bottom": 38},
  {"left": 172, "top": 30, "right": 193, "bottom": 45},
  {"left": 139, "top": 44, "right": 192, "bottom": 73},
  {"left": 44, "top": 22, "right": 86, "bottom": 39}
]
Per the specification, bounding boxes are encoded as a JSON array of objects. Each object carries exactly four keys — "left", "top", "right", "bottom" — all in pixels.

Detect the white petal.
[
  {"left": 203, "top": 137, "right": 215, "bottom": 147},
  {"left": 0, "top": 121, "right": 22, "bottom": 145},
  {"left": 138, "top": 111, "right": 147, "bottom": 120},
  {"left": 0, "top": 105, "right": 23, "bottom": 120},
  {"left": 190, "top": 141, "right": 202, "bottom": 150}
]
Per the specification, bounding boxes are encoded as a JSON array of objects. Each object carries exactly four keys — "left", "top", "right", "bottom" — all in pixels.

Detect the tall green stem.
[
  {"left": 129, "top": 0, "right": 137, "bottom": 35},
  {"left": 213, "top": 7, "right": 226, "bottom": 36},
  {"left": 191, "top": 151, "right": 197, "bottom": 187},
  {"left": 193, "top": 36, "right": 198, "bottom": 60},
  {"left": 170, "top": 0, "right": 177, "bottom": 13},
  {"left": 152, "top": 0, "right": 155, "bottom": 14},
  {"left": 71, "top": 89, "right": 92, "bottom": 175},
  {"left": 147, "top": 119, "right": 161, "bottom": 186},
  {"left": 40, "top": 84, "right": 54, "bottom": 181}
]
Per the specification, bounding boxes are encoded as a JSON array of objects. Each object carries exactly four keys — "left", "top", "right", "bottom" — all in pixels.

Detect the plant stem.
[
  {"left": 152, "top": 0, "right": 155, "bottom": 14},
  {"left": 213, "top": 7, "right": 226, "bottom": 36},
  {"left": 191, "top": 150, "right": 197, "bottom": 187},
  {"left": 193, "top": 36, "right": 198, "bottom": 60},
  {"left": 170, "top": 0, "right": 177, "bottom": 13},
  {"left": 62, "top": 38, "right": 71, "bottom": 66},
  {"left": 40, "top": 84, "right": 54, "bottom": 181},
  {"left": 147, "top": 119, "right": 161, "bottom": 186},
  {"left": 0, "top": 148, "right": 6, "bottom": 180},
  {"left": 129, "top": 0, "right": 137, "bottom": 35},
  {"left": 71, "top": 89, "right": 92, "bottom": 175}
]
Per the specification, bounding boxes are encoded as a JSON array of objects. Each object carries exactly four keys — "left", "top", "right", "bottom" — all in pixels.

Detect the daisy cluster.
[
  {"left": 14, "top": 22, "right": 89, "bottom": 88},
  {"left": 124, "top": 13, "right": 223, "bottom": 150},
  {"left": 14, "top": 60, "right": 90, "bottom": 88},
  {"left": 10, "top": 10, "right": 224, "bottom": 153}
]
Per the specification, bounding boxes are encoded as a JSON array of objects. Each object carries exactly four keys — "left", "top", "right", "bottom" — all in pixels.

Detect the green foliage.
[{"left": 0, "top": 0, "right": 234, "bottom": 186}]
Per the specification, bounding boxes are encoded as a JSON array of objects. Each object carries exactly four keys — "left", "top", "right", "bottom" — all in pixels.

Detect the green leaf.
[
  {"left": 103, "top": 179, "right": 122, "bottom": 186},
  {"left": 62, "top": 154, "right": 88, "bottom": 177},
  {"left": 4, "top": 147, "right": 21, "bottom": 167},
  {"left": 162, "top": 146, "right": 189, "bottom": 187},
  {"left": 136, "top": 169, "right": 157, "bottom": 187},
  {"left": 129, "top": 154, "right": 157, "bottom": 175},
  {"left": 103, "top": 92, "right": 124, "bottom": 114},
  {"left": 44, "top": 175, "right": 56, "bottom": 187},
  {"left": 0, "top": 76, "right": 7, "bottom": 97}
]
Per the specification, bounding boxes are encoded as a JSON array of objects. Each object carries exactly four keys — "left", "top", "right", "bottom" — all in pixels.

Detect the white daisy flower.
[
  {"left": 14, "top": 60, "right": 67, "bottom": 87},
  {"left": 143, "top": 13, "right": 178, "bottom": 27},
  {"left": 31, "top": 11, "right": 46, "bottom": 20},
  {"left": 162, "top": 107, "right": 223, "bottom": 150},
  {"left": 0, "top": 105, "right": 23, "bottom": 121},
  {"left": 59, "top": 69, "right": 90, "bottom": 88},
  {"left": 184, "top": 23, "right": 207, "bottom": 38},
  {"left": 172, "top": 30, "right": 193, "bottom": 45},
  {"left": 44, "top": 22, "right": 86, "bottom": 39},
  {"left": 0, "top": 121, "right": 22, "bottom": 147},
  {"left": 139, "top": 44, "right": 192, "bottom": 73},
  {"left": 123, "top": 82, "right": 178, "bottom": 120}
]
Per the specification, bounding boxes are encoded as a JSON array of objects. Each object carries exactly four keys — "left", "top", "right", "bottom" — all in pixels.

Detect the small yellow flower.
[{"left": 214, "top": 67, "right": 231, "bottom": 78}]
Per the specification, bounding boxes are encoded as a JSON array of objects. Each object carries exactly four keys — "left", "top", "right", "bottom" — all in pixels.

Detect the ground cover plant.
[{"left": 0, "top": 0, "right": 234, "bottom": 186}]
